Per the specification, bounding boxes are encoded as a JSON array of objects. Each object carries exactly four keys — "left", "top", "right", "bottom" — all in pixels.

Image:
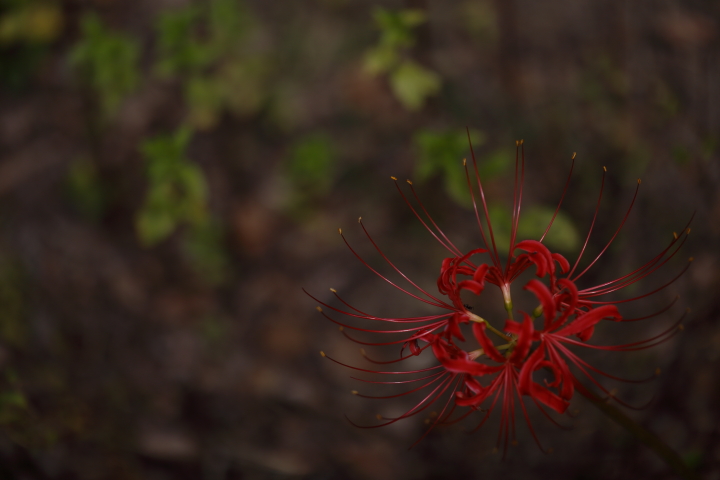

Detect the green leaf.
[
  {"left": 136, "top": 128, "right": 210, "bottom": 247},
  {"left": 373, "top": 7, "right": 426, "bottom": 49},
  {"left": 154, "top": 6, "right": 211, "bottom": 76},
  {"left": 136, "top": 204, "right": 178, "bottom": 247},
  {"left": 286, "top": 133, "right": 335, "bottom": 194},
  {"left": 414, "top": 129, "right": 490, "bottom": 206},
  {"left": 389, "top": 61, "right": 441, "bottom": 110},
  {"left": 398, "top": 9, "right": 427, "bottom": 28},
  {"left": 208, "top": 0, "right": 252, "bottom": 50},
  {"left": 65, "top": 157, "right": 106, "bottom": 221},
  {"left": 486, "top": 204, "right": 580, "bottom": 256},
  {"left": 218, "top": 59, "right": 267, "bottom": 116},
  {"left": 363, "top": 44, "right": 398, "bottom": 75},
  {"left": 185, "top": 76, "right": 224, "bottom": 130},
  {"left": 69, "top": 13, "right": 140, "bottom": 116},
  {"left": 1, "top": 391, "right": 26, "bottom": 408}
]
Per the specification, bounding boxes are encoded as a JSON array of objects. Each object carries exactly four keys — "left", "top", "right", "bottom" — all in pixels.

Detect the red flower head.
[{"left": 308, "top": 136, "right": 691, "bottom": 453}]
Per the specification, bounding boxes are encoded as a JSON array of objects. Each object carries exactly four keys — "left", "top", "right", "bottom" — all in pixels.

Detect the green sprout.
[
  {"left": 364, "top": 7, "right": 440, "bottom": 111},
  {"left": 69, "top": 13, "right": 140, "bottom": 117}
]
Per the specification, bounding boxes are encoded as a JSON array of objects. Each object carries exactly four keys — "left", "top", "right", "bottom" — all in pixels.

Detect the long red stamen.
[
  {"left": 568, "top": 166, "right": 607, "bottom": 278},
  {"left": 350, "top": 370, "right": 445, "bottom": 385},
  {"left": 571, "top": 178, "right": 641, "bottom": 282},
  {"left": 539, "top": 152, "right": 576, "bottom": 243},
  {"left": 579, "top": 257, "right": 692, "bottom": 304},
  {"left": 391, "top": 178, "right": 464, "bottom": 258},
  {"left": 358, "top": 218, "right": 454, "bottom": 307},
  {"left": 339, "top": 230, "right": 452, "bottom": 309},
  {"left": 467, "top": 127, "right": 502, "bottom": 269},
  {"left": 305, "top": 289, "right": 453, "bottom": 324},
  {"left": 506, "top": 140, "right": 526, "bottom": 278},
  {"left": 409, "top": 376, "right": 465, "bottom": 448}
]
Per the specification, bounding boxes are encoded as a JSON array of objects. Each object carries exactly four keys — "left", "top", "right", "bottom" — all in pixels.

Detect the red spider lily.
[{"left": 309, "top": 137, "right": 691, "bottom": 452}]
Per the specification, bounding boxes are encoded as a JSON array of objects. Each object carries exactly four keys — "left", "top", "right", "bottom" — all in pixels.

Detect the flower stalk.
[{"left": 576, "top": 380, "right": 699, "bottom": 480}]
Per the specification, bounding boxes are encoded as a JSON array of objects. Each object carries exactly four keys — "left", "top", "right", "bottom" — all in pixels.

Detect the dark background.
[{"left": 0, "top": 0, "right": 719, "bottom": 478}]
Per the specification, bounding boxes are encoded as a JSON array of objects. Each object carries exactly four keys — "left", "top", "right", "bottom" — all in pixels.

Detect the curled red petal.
[
  {"left": 518, "top": 343, "right": 545, "bottom": 395},
  {"left": 455, "top": 375, "right": 502, "bottom": 407},
  {"left": 463, "top": 374, "right": 484, "bottom": 394},
  {"left": 537, "top": 360, "right": 563, "bottom": 388},
  {"left": 472, "top": 322, "right": 506, "bottom": 363},
  {"left": 473, "top": 263, "right": 490, "bottom": 283},
  {"left": 459, "top": 280, "right": 484, "bottom": 295},
  {"left": 446, "top": 312, "right": 467, "bottom": 342},
  {"left": 555, "top": 305, "right": 621, "bottom": 338},
  {"left": 552, "top": 253, "right": 570, "bottom": 274},
  {"left": 549, "top": 278, "right": 580, "bottom": 331},
  {"left": 509, "top": 312, "right": 534, "bottom": 363},
  {"left": 524, "top": 279, "right": 556, "bottom": 329},
  {"left": 529, "top": 382, "right": 570, "bottom": 414},
  {"left": 575, "top": 324, "right": 595, "bottom": 342},
  {"left": 514, "top": 240, "right": 553, "bottom": 278},
  {"left": 503, "top": 319, "right": 522, "bottom": 335}
]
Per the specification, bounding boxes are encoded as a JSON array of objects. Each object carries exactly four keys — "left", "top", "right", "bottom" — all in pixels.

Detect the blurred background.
[{"left": 0, "top": 0, "right": 719, "bottom": 478}]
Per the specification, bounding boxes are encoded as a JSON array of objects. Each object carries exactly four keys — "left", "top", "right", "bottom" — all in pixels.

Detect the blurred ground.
[{"left": 0, "top": 0, "right": 719, "bottom": 479}]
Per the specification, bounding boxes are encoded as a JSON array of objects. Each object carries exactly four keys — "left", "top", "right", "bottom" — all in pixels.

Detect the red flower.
[{"left": 310, "top": 137, "right": 691, "bottom": 452}]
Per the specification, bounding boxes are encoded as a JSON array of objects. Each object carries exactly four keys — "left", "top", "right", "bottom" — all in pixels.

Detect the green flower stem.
[
  {"left": 468, "top": 313, "right": 511, "bottom": 340},
  {"left": 501, "top": 284, "right": 514, "bottom": 321},
  {"left": 574, "top": 380, "right": 699, "bottom": 480}
]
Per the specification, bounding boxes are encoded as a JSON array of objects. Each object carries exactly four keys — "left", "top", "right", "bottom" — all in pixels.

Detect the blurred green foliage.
[
  {"left": 671, "top": 144, "right": 691, "bottom": 166},
  {"left": 0, "top": 369, "right": 54, "bottom": 448},
  {"left": 414, "top": 129, "right": 514, "bottom": 206},
  {"left": 0, "top": 0, "right": 63, "bottom": 90},
  {"left": 364, "top": 8, "right": 440, "bottom": 110},
  {"left": 284, "top": 133, "right": 335, "bottom": 216},
  {"left": 487, "top": 203, "right": 580, "bottom": 255},
  {"left": 0, "top": 369, "right": 28, "bottom": 434},
  {"left": 460, "top": 0, "right": 498, "bottom": 45},
  {"left": 0, "top": 246, "right": 42, "bottom": 448},
  {"left": 0, "top": 0, "right": 62, "bottom": 43},
  {"left": 65, "top": 157, "right": 107, "bottom": 221},
  {"left": 414, "top": 128, "right": 484, "bottom": 206},
  {"left": 155, "top": 0, "right": 268, "bottom": 129},
  {"left": 136, "top": 128, "right": 227, "bottom": 283},
  {"left": 389, "top": 61, "right": 442, "bottom": 112},
  {"left": 69, "top": 13, "right": 140, "bottom": 117},
  {"left": 155, "top": 5, "right": 208, "bottom": 75},
  {"left": 287, "top": 134, "right": 335, "bottom": 194},
  {"left": 136, "top": 127, "right": 207, "bottom": 246}
]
